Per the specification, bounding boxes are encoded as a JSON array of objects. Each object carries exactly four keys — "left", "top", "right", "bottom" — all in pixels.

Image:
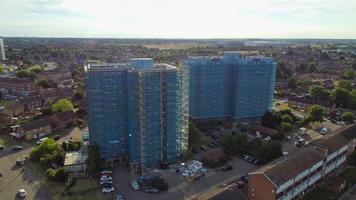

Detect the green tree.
[
  {"left": 333, "top": 88, "right": 350, "bottom": 108},
  {"left": 281, "top": 122, "right": 293, "bottom": 132},
  {"left": 341, "top": 70, "right": 355, "bottom": 80},
  {"left": 189, "top": 121, "right": 201, "bottom": 148},
  {"left": 309, "top": 86, "right": 331, "bottom": 102},
  {"left": 281, "top": 114, "right": 293, "bottom": 124},
  {"left": 341, "top": 112, "right": 354, "bottom": 123},
  {"left": 288, "top": 77, "right": 298, "bottom": 89},
  {"left": 30, "top": 68, "right": 42, "bottom": 74},
  {"left": 0, "top": 66, "right": 4, "bottom": 74},
  {"left": 52, "top": 99, "right": 74, "bottom": 113},
  {"left": 349, "top": 90, "right": 356, "bottom": 109},
  {"left": 37, "top": 79, "right": 49, "bottom": 89},
  {"left": 257, "top": 141, "right": 282, "bottom": 163},
  {"left": 16, "top": 70, "right": 35, "bottom": 79},
  {"left": 220, "top": 134, "right": 248, "bottom": 155},
  {"left": 309, "top": 105, "right": 325, "bottom": 122},
  {"left": 338, "top": 80, "right": 352, "bottom": 91},
  {"left": 261, "top": 111, "right": 279, "bottom": 129},
  {"left": 74, "top": 91, "right": 84, "bottom": 100},
  {"left": 86, "top": 145, "right": 103, "bottom": 175}
]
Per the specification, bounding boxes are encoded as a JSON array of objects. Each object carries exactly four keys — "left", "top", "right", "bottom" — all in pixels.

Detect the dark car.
[
  {"left": 208, "top": 143, "right": 215, "bottom": 148},
  {"left": 53, "top": 135, "right": 61, "bottom": 141},
  {"left": 191, "top": 148, "right": 199, "bottom": 153},
  {"left": 0, "top": 145, "right": 5, "bottom": 150},
  {"left": 200, "top": 145, "right": 208, "bottom": 151},
  {"left": 240, "top": 175, "right": 249, "bottom": 183},
  {"left": 144, "top": 188, "right": 160, "bottom": 193},
  {"left": 253, "top": 159, "right": 261, "bottom": 165},
  {"left": 11, "top": 145, "right": 23, "bottom": 150},
  {"left": 222, "top": 164, "right": 233, "bottom": 171}
]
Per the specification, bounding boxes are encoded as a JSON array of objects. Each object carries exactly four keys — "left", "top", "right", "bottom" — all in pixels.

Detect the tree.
[
  {"left": 352, "top": 62, "right": 356, "bottom": 70},
  {"left": 281, "top": 122, "right": 293, "bottom": 132},
  {"left": 31, "top": 68, "right": 42, "bottom": 74},
  {"left": 338, "top": 80, "right": 352, "bottom": 91},
  {"left": 307, "top": 63, "right": 317, "bottom": 72},
  {"left": 261, "top": 111, "right": 279, "bottom": 129},
  {"left": 37, "top": 79, "right": 49, "bottom": 89},
  {"left": 220, "top": 134, "right": 248, "bottom": 155},
  {"left": 257, "top": 141, "right": 282, "bottom": 163},
  {"left": 30, "top": 139, "right": 65, "bottom": 168},
  {"left": 288, "top": 77, "right": 298, "bottom": 89},
  {"left": 333, "top": 88, "right": 350, "bottom": 108},
  {"left": 0, "top": 66, "right": 4, "bottom": 74},
  {"left": 16, "top": 70, "right": 35, "bottom": 79},
  {"left": 281, "top": 114, "right": 293, "bottom": 124},
  {"left": 86, "top": 145, "right": 103, "bottom": 175},
  {"left": 309, "top": 86, "right": 330, "bottom": 102},
  {"left": 341, "top": 112, "right": 354, "bottom": 123},
  {"left": 309, "top": 105, "right": 325, "bottom": 122},
  {"left": 52, "top": 99, "right": 74, "bottom": 113},
  {"left": 189, "top": 121, "right": 200, "bottom": 148},
  {"left": 74, "top": 91, "right": 83, "bottom": 100},
  {"left": 341, "top": 70, "right": 355, "bottom": 80}
]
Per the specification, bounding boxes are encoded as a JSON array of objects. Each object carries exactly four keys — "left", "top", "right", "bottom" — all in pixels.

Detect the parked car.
[
  {"left": 11, "top": 145, "right": 23, "bottom": 150},
  {"left": 222, "top": 164, "right": 233, "bottom": 171},
  {"left": 240, "top": 175, "right": 249, "bottom": 183},
  {"left": 208, "top": 143, "right": 215, "bottom": 148},
  {"left": 0, "top": 145, "right": 4, "bottom": 150},
  {"left": 264, "top": 136, "right": 271, "bottom": 141},
  {"left": 116, "top": 194, "right": 125, "bottom": 200},
  {"left": 130, "top": 180, "right": 139, "bottom": 191},
  {"left": 53, "top": 135, "right": 61, "bottom": 141},
  {"left": 100, "top": 179, "right": 113, "bottom": 185},
  {"left": 18, "top": 189, "right": 27, "bottom": 198},
  {"left": 200, "top": 145, "right": 208, "bottom": 151},
  {"left": 253, "top": 159, "right": 261, "bottom": 165},
  {"left": 100, "top": 170, "right": 113, "bottom": 176},
  {"left": 16, "top": 159, "right": 25, "bottom": 167},
  {"left": 144, "top": 187, "right": 160, "bottom": 193},
  {"left": 102, "top": 186, "right": 115, "bottom": 193},
  {"left": 320, "top": 127, "right": 328, "bottom": 135},
  {"left": 36, "top": 137, "right": 49, "bottom": 145},
  {"left": 191, "top": 148, "right": 199, "bottom": 153},
  {"left": 100, "top": 175, "right": 112, "bottom": 181}
]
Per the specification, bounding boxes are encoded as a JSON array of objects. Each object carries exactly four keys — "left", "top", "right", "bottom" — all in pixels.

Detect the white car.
[
  {"left": 36, "top": 137, "right": 49, "bottom": 145},
  {"left": 100, "top": 175, "right": 112, "bottom": 181},
  {"left": 264, "top": 136, "right": 271, "bottom": 141},
  {"left": 18, "top": 189, "right": 27, "bottom": 198},
  {"left": 100, "top": 179, "right": 113, "bottom": 185},
  {"left": 102, "top": 186, "right": 115, "bottom": 193}
]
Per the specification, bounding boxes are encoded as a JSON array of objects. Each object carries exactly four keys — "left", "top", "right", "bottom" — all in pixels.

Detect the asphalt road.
[{"left": 0, "top": 127, "right": 83, "bottom": 200}]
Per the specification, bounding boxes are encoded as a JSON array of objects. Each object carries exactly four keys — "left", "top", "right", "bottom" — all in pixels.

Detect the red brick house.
[
  {"left": 0, "top": 112, "right": 12, "bottom": 126},
  {"left": 20, "top": 96, "right": 43, "bottom": 112},
  {"left": 51, "top": 111, "right": 76, "bottom": 131},
  {"left": 3, "top": 101, "right": 24, "bottom": 116},
  {"left": 0, "top": 77, "right": 38, "bottom": 97}
]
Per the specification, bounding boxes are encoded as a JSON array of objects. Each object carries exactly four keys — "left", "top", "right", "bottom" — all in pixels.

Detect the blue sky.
[{"left": 1, "top": 0, "right": 355, "bottom": 38}]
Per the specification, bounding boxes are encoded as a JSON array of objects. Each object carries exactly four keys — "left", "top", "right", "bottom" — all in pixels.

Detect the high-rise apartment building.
[
  {"left": 0, "top": 38, "right": 5, "bottom": 61},
  {"left": 85, "top": 58, "right": 188, "bottom": 169},
  {"left": 186, "top": 52, "right": 276, "bottom": 122}
]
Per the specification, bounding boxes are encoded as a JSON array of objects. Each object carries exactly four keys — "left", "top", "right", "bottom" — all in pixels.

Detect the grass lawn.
[
  {"left": 340, "top": 167, "right": 356, "bottom": 185},
  {"left": 0, "top": 99, "right": 11, "bottom": 106},
  {"left": 302, "top": 187, "right": 338, "bottom": 200}
]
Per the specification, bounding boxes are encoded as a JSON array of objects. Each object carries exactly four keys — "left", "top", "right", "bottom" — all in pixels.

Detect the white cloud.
[{"left": 0, "top": 0, "right": 355, "bottom": 38}]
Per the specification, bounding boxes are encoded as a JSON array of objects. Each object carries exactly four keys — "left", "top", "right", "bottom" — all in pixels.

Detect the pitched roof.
[
  {"left": 311, "top": 132, "right": 350, "bottom": 153},
  {"left": 52, "top": 111, "right": 76, "bottom": 121},
  {"left": 20, "top": 117, "right": 51, "bottom": 131},
  {"left": 249, "top": 147, "right": 324, "bottom": 187}
]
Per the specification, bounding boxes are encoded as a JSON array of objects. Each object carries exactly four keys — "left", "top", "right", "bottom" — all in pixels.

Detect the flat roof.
[{"left": 64, "top": 152, "right": 87, "bottom": 166}]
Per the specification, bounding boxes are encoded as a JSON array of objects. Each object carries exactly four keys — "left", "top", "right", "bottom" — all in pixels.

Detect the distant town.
[{"left": 1, "top": 37, "right": 356, "bottom": 200}]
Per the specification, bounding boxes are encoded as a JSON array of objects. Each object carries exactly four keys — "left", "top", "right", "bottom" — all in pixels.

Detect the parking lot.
[{"left": 110, "top": 153, "right": 258, "bottom": 200}]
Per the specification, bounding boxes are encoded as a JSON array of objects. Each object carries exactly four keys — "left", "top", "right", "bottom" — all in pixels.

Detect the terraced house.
[{"left": 248, "top": 132, "right": 350, "bottom": 200}]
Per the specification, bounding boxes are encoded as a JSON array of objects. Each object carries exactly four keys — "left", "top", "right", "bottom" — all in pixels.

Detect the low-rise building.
[
  {"left": 64, "top": 151, "right": 87, "bottom": 176},
  {"left": 248, "top": 133, "right": 349, "bottom": 200},
  {"left": 16, "top": 118, "right": 52, "bottom": 141},
  {"left": 20, "top": 96, "right": 43, "bottom": 112},
  {"left": 38, "top": 69, "right": 72, "bottom": 84},
  {"left": 3, "top": 101, "right": 24, "bottom": 116},
  {"left": 51, "top": 111, "right": 76, "bottom": 131},
  {"left": 288, "top": 94, "right": 331, "bottom": 111},
  {"left": 0, "top": 77, "right": 38, "bottom": 97},
  {"left": 0, "top": 112, "right": 12, "bottom": 126}
]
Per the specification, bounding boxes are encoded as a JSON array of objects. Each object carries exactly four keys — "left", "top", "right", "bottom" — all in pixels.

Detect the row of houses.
[
  {"left": 11, "top": 111, "right": 77, "bottom": 141},
  {"left": 248, "top": 125, "right": 356, "bottom": 200}
]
